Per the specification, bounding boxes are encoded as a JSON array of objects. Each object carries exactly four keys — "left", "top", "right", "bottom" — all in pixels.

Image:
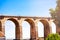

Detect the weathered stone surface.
[
  {"left": 0, "top": 31, "right": 4, "bottom": 37},
  {"left": 0, "top": 15, "right": 59, "bottom": 40}
]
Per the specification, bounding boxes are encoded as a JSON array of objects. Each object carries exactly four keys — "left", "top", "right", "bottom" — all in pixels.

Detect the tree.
[
  {"left": 46, "top": 33, "right": 60, "bottom": 40},
  {"left": 49, "top": 0, "right": 60, "bottom": 26},
  {"left": 49, "top": 8, "right": 56, "bottom": 19}
]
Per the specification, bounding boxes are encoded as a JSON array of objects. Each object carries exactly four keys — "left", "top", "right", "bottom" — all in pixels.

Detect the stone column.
[
  {"left": 44, "top": 24, "right": 50, "bottom": 40},
  {"left": 48, "top": 21, "right": 53, "bottom": 34},
  {"left": 16, "top": 20, "right": 22, "bottom": 40},
  {"left": 54, "top": 20, "right": 60, "bottom": 35},
  {"left": 1, "top": 20, "right": 5, "bottom": 36},
  {"left": 35, "top": 25, "right": 38, "bottom": 40},
  {"left": 30, "top": 25, "right": 38, "bottom": 40},
  {"left": 0, "top": 20, "right": 5, "bottom": 37},
  {"left": 16, "top": 25, "right": 22, "bottom": 40},
  {"left": 0, "top": 19, "right": 5, "bottom": 38}
]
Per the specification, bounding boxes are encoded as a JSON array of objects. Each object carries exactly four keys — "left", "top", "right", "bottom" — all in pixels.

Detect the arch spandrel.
[
  {"left": 7, "top": 18, "right": 19, "bottom": 27},
  {"left": 19, "top": 18, "right": 35, "bottom": 28}
]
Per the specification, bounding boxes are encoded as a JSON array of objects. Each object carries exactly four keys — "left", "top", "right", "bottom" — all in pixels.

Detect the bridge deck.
[{"left": 0, "top": 15, "right": 52, "bottom": 19}]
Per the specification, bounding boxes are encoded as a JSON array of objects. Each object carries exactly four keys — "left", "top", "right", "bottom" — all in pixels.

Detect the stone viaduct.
[{"left": 0, "top": 15, "right": 60, "bottom": 40}]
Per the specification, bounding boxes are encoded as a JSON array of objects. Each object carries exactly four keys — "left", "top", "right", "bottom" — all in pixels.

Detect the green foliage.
[
  {"left": 46, "top": 33, "right": 60, "bottom": 40},
  {"left": 49, "top": 8, "right": 55, "bottom": 13},
  {"left": 49, "top": 8, "right": 56, "bottom": 18}
]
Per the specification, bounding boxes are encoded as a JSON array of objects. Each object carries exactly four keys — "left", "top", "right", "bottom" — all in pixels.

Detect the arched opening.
[
  {"left": 37, "top": 21, "right": 44, "bottom": 37},
  {"left": 22, "top": 19, "right": 36, "bottom": 40},
  {"left": 5, "top": 20, "right": 15, "bottom": 39},
  {"left": 38, "top": 20, "right": 50, "bottom": 39},
  {"left": 50, "top": 22, "right": 56, "bottom": 34},
  {"left": 5, "top": 19, "right": 19, "bottom": 39},
  {"left": 0, "top": 21, "right": 2, "bottom": 31},
  {"left": 22, "top": 21, "right": 30, "bottom": 39}
]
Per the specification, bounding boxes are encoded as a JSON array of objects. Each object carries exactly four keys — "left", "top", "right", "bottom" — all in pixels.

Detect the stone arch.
[
  {"left": 37, "top": 21, "right": 44, "bottom": 37},
  {"left": 5, "top": 18, "right": 20, "bottom": 39},
  {"left": 40, "top": 20, "right": 50, "bottom": 39},
  {"left": 0, "top": 21, "right": 2, "bottom": 31},
  {"left": 35, "top": 19, "right": 50, "bottom": 40},
  {"left": 52, "top": 20, "right": 59, "bottom": 34},
  {"left": 22, "top": 21, "right": 30, "bottom": 39},
  {"left": 21, "top": 18, "right": 37, "bottom": 40}
]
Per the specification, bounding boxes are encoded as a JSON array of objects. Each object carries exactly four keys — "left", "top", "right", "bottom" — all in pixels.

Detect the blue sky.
[
  {"left": 0, "top": 0, "right": 57, "bottom": 39},
  {"left": 0, "top": 0, "right": 56, "bottom": 17}
]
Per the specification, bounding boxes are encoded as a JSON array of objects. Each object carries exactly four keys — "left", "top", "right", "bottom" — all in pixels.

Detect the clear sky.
[
  {"left": 0, "top": 0, "right": 56, "bottom": 17},
  {"left": 0, "top": 0, "right": 57, "bottom": 39}
]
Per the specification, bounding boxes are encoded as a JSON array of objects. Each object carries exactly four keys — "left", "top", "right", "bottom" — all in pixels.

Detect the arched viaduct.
[{"left": 0, "top": 15, "right": 60, "bottom": 40}]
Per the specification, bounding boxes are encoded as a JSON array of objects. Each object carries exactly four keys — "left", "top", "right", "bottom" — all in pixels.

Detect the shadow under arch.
[
  {"left": 22, "top": 18, "right": 37, "bottom": 40},
  {"left": 0, "top": 21, "right": 2, "bottom": 31},
  {"left": 5, "top": 18, "right": 20, "bottom": 39},
  {"left": 39, "top": 20, "right": 50, "bottom": 40}
]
